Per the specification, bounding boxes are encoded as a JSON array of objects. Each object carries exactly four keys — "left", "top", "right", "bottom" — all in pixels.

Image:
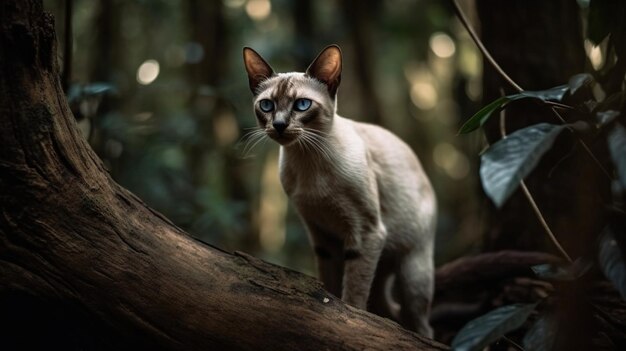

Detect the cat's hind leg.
[{"left": 396, "top": 247, "right": 434, "bottom": 338}]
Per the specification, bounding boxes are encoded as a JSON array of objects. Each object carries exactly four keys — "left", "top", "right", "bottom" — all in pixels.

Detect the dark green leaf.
[
  {"left": 607, "top": 123, "right": 626, "bottom": 189},
  {"left": 67, "top": 82, "right": 116, "bottom": 103},
  {"left": 82, "top": 82, "right": 116, "bottom": 96},
  {"left": 459, "top": 85, "right": 569, "bottom": 135},
  {"left": 512, "top": 85, "right": 569, "bottom": 102},
  {"left": 523, "top": 314, "right": 557, "bottom": 351},
  {"left": 597, "top": 110, "right": 620, "bottom": 127},
  {"left": 598, "top": 226, "right": 626, "bottom": 300},
  {"left": 451, "top": 303, "right": 538, "bottom": 351},
  {"left": 568, "top": 73, "right": 594, "bottom": 96},
  {"left": 480, "top": 123, "right": 566, "bottom": 207},
  {"left": 531, "top": 258, "right": 592, "bottom": 281},
  {"left": 459, "top": 96, "right": 509, "bottom": 134},
  {"left": 531, "top": 264, "right": 571, "bottom": 280}
]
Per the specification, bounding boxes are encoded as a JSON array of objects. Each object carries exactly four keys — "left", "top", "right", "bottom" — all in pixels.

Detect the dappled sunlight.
[
  {"left": 429, "top": 32, "right": 456, "bottom": 59},
  {"left": 136, "top": 59, "right": 159, "bottom": 85},
  {"left": 246, "top": 0, "right": 271, "bottom": 21}
]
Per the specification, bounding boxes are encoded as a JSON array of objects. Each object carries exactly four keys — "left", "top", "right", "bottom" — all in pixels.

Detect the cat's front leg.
[
  {"left": 341, "top": 223, "right": 386, "bottom": 309},
  {"left": 311, "top": 238, "right": 344, "bottom": 297}
]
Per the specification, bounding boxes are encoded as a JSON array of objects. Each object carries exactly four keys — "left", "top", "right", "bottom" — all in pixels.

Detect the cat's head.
[{"left": 243, "top": 45, "right": 342, "bottom": 146}]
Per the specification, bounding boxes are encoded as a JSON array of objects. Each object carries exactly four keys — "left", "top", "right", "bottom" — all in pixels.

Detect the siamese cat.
[{"left": 243, "top": 45, "right": 436, "bottom": 337}]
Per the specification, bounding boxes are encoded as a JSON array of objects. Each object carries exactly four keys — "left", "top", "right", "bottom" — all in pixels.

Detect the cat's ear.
[
  {"left": 306, "top": 45, "right": 342, "bottom": 97},
  {"left": 243, "top": 47, "right": 275, "bottom": 94}
]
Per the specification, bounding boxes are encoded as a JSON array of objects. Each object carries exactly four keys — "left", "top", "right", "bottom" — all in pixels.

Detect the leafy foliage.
[
  {"left": 607, "top": 121, "right": 626, "bottom": 189},
  {"left": 523, "top": 314, "right": 557, "bottom": 351},
  {"left": 451, "top": 303, "right": 538, "bottom": 351},
  {"left": 456, "top": 1, "right": 626, "bottom": 349},
  {"left": 479, "top": 124, "right": 566, "bottom": 207},
  {"left": 567, "top": 73, "right": 594, "bottom": 96},
  {"left": 599, "top": 227, "right": 626, "bottom": 300}
]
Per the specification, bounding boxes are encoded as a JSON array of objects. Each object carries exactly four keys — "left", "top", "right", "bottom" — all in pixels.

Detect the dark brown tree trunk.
[
  {"left": 0, "top": 1, "right": 447, "bottom": 350},
  {"left": 339, "top": 0, "right": 385, "bottom": 125}
]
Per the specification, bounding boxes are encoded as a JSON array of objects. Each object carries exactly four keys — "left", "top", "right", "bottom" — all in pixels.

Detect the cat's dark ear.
[
  {"left": 243, "top": 47, "right": 274, "bottom": 94},
  {"left": 306, "top": 45, "right": 342, "bottom": 97}
]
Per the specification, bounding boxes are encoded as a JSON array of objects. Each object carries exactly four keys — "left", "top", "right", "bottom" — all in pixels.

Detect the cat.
[{"left": 243, "top": 44, "right": 436, "bottom": 337}]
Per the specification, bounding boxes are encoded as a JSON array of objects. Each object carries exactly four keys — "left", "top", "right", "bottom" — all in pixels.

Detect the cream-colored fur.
[{"left": 243, "top": 45, "right": 436, "bottom": 337}]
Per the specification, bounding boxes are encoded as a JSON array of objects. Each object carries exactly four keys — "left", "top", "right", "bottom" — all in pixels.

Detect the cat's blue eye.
[
  {"left": 293, "top": 98, "right": 312, "bottom": 112},
  {"left": 259, "top": 99, "right": 274, "bottom": 112}
]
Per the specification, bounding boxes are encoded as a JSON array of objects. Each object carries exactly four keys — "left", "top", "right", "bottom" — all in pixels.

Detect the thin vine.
[{"left": 453, "top": 0, "right": 579, "bottom": 262}]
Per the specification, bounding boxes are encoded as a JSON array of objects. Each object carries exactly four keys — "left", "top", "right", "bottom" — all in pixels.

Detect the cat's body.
[{"left": 243, "top": 46, "right": 436, "bottom": 337}]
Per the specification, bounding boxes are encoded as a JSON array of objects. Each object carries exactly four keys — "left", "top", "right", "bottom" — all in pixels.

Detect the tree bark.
[{"left": 0, "top": 1, "right": 446, "bottom": 350}]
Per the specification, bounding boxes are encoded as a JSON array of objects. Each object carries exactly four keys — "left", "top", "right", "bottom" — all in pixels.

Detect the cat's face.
[{"left": 243, "top": 46, "right": 342, "bottom": 146}]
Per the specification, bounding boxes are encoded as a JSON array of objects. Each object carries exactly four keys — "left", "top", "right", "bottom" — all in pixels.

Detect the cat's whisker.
[
  {"left": 302, "top": 134, "right": 327, "bottom": 159},
  {"left": 301, "top": 131, "right": 332, "bottom": 161},
  {"left": 304, "top": 130, "right": 333, "bottom": 157},
  {"left": 238, "top": 129, "right": 263, "bottom": 147},
  {"left": 238, "top": 129, "right": 267, "bottom": 158},
  {"left": 244, "top": 134, "right": 268, "bottom": 158},
  {"left": 301, "top": 134, "right": 321, "bottom": 159},
  {"left": 296, "top": 137, "right": 312, "bottom": 156},
  {"left": 238, "top": 128, "right": 264, "bottom": 143},
  {"left": 306, "top": 128, "right": 331, "bottom": 137}
]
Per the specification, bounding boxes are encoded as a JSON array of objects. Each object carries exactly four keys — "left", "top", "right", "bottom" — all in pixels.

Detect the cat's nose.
[{"left": 272, "top": 120, "right": 288, "bottom": 135}]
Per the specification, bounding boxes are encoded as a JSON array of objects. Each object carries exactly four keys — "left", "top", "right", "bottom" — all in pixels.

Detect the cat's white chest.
[
  {"left": 278, "top": 124, "right": 367, "bottom": 199},
  {"left": 278, "top": 149, "right": 336, "bottom": 200}
]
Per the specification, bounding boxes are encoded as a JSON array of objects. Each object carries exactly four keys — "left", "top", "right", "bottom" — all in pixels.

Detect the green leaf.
[
  {"left": 451, "top": 303, "right": 538, "bottom": 351},
  {"left": 597, "top": 110, "right": 620, "bottom": 127},
  {"left": 459, "top": 96, "right": 510, "bottom": 134},
  {"left": 67, "top": 82, "right": 116, "bottom": 103},
  {"left": 480, "top": 123, "right": 567, "bottom": 207},
  {"left": 568, "top": 73, "right": 594, "bottom": 96},
  {"left": 531, "top": 258, "right": 591, "bottom": 281},
  {"left": 512, "top": 85, "right": 569, "bottom": 102},
  {"left": 459, "top": 85, "right": 569, "bottom": 135},
  {"left": 523, "top": 314, "right": 557, "bottom": 351},
  {"left": 598, "top": 226, "right": 626, "bottom": 300},
  {"left": 607, "top": 123, "right": 626, "bottom": 189},
  {"left": 82, "top": 82, "right": 116, "bottom": 96},
  {"left": 531, "top": 264, "right": 571, "bottom": 280}
]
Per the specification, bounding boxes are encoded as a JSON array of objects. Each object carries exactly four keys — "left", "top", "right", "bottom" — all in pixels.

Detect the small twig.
[
  {"left": 499, "top": 104, "right": 573, "bottom": 263},
  {"left": 451, "top": 0, "right": 523, "bottom": 93},
  {"left": 519, "top": 183, "right": 572, "bottom": 262},
  {"left": 551, "top": 107, "right": 612, "bottom": 179},
  {"left": 502, "top": 336, "right": 525, "bottom": 351},
  {"left": 543, "top": 101, "right": 575, "bottom": 110}
]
